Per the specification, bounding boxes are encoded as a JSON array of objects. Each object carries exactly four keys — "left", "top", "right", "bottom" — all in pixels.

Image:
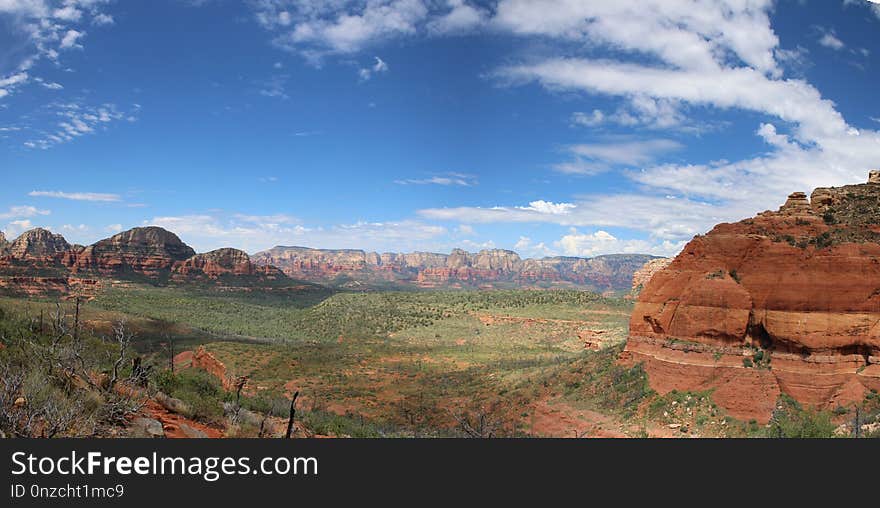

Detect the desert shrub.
[
  {"left": 152, "top": 369, "right": 224, "bottom": 423},
  {"left": 0, "top": 303, "right": 140, "bottom": 437},
  {"left": 762, "top": 396, "right": 836, "bottom": 438}
]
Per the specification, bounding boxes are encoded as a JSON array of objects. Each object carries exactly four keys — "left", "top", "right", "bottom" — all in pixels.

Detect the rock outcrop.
[
  {"left": 67, "top": 227, "right": 196, "bottom": 279},
  {"left": 629, "top": 258, "right": 673, "bottom": 298},
  {"left": 253, "top": 246, "right": 657, "bottom": 290},
  {"left": 622, "top": 173, "right": 880, "bottom": 422},
  {"left": 8, "top": 228, "right": 71, "bottom": 259},
  {"left": 0, "top": 232, "right": 8, "bottom": 255},
  {"left": 1, "top": 226, "right": 291, "bottom": 292},
  {"left": 171, "top": 248, "right": 285, "bottom": 283}
]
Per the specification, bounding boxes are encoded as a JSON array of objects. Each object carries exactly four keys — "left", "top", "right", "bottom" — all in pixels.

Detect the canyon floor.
[{"left": 1, "top": 286, "right": 876, "bottom": 438}]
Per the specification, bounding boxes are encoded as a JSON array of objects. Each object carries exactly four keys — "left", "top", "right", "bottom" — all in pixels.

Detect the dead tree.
[
  {"left": 167, "top": 333, "right": 175, "bottom": 374},
  {"left": 108, "top": 320, "right": 134, "bottom": 390},
  {"left": 235, "top": 376, "right": 248, "bottom": 406},
  {"left": 285, "top": 391, "right": 299, "bottom": 439},
  {"left": 449, "top": 405, "right": 503, "bottom": 438}
]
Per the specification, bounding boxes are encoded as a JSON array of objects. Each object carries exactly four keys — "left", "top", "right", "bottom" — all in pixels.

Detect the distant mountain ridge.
[
  {"left": 0, "top": 226, "right": 660, "bottom": 294},
  {"left": 252, "top": 245, "right": 659, "bottom": 291}
]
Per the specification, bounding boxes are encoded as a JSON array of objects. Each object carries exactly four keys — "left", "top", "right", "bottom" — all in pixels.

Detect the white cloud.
[
  {"left": 0, "top": 205, "right": 51, "bottom": 220},
  {"left": 427, "top": 0, "right": 486, "bottom": 34},
  {"left": 24, "top": 102, "right": 138, "bottom": 149},
  {"left": 552, "top": 138, "right": 682, "bottom": 175},
  {"left": 557, "top": 228, "right": 684, "bottom": 257},
  {"left": 569, "top": 139, "right": 682, "bottom": 166},
  {"left": 395, "top": 172, "right": 477, "bottom": 186},
  {"left": 844, "top": 0, "right": 880, "bottom": 20},
  {"left": 59, "top": 29, "right": 85, "bottom": 49},
  {"left": 53, "top": 6, "right": 82, "bottom": 22},
  {"left": 145, "top": 213, "right": 447, "bottom": 253},
  {"left": 518, "top": 200, "right": 575, "bottom": 215},
  {"left": 3, "top": 220, "right": 35, "bottom": 239},
  {"left": 493, "top": 0, "right": 781, "bottom": 76},
  {"left": 0, "top": 72, "right": 29, "bottom": 99},
  {"left": 818, "top": 29, "right": 845, "bottom": 50},
  {"left": 258, "top": 75, "right": 289, "bottom": 99},
  {"left": 358, "top": 56, "right": 389, "bottom": 80},
  {"left": 456, "top": 224, "right": 475, "bottom": 236},
  {"left": 259, "top": 0, "right": 429, "bottom": 59},
  {"left": 92, "top": 13, "right": 113, "bottom": 25},
  {"left": 29, "top": 190, "right": 121, "bottom": 202},
  {"left": 0, "top": 0, "right": 115, "bottom": 99},
  {"left": 474, "top": 0, "right": 880, "bottom": 246},
  {"left": 513, "top": 236, "right": 556, "bottom": 258}
]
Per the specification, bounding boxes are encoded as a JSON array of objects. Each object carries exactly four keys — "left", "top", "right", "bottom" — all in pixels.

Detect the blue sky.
[{"left": 1, "top": 0, "right": 879, "bottom": 257}]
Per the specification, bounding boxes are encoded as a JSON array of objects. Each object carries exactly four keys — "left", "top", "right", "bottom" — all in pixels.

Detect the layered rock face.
[
  {"left": 0, "top": 232, "right": 8, "bottom": 255},
  {"left": 622, "top": 176, "right": 880, "bottom": 422},
  {"left": 253, "top": 246, "right": 657, "bottom": 290},
  {"left": 67, "top": 227, "right": 196, "bottom": 278},
  {"left": 629, "top": 258, "right": 673, "bottom": 298},
  {"left": 171, "top": 248, "right": 285, "bottom": 282},
  {"left": 1, "top": 226, "right": 289, "bottom": 291},
  {"left": 8, "top": 228, "right": 71, "bottom": 259}
]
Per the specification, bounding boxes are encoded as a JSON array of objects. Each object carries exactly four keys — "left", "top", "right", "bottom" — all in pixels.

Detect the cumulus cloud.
[
  {"left": 144, "top": 212, "right": 447, "bottom": 253},
  {"left": 427, "top": 0, "right": 486, "bottom": 34},
  {"left": 248, "top": 0, "right": 486, "bottom": 62},
  {"left": 415, "top": 0, "right": 878, "bottom": 255},
  {"left": 557, "top": 228, "right": 684, "bottom": 257},
  {"left": 254, "top": 0, "right": 429, "bottom": 60}
]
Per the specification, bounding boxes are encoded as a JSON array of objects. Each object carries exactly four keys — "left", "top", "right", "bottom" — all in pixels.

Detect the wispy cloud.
[
  {"left": 817, "top": 27, "right": 845, "bottom": 50},
  {"left": 29, "top": 190, "right": 121, "bottom": 202},
  {"left": 144, "top": 213, "right": 446, "bottom": 253},
  {"left": 394, "top": 172, "right": 477, "bottom": 187},
  {"left": 358, "top": 56, "right": 389, "bottom": 80},
  {"left": 0, "top": 205, "right": 51, "bottom": 220},
  {"left": 23, "top": 102, "right": 140, "bottom": 150},
  {"left": 552, "top": 138, "right": 682, "bottom": 175},
  {"left": 258, "top": 75, "right": 289, "bottom": 99}
]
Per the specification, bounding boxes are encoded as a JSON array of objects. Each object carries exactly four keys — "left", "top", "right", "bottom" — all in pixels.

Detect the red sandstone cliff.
[
  {"left": 0, "top": 227, "right": 290, "bottom": 292},
  {"left": 252, "top": 246, "right": 656, "bottom": 290},
  {"left": 622, "top": 174, "right": 880, "bottom": 422},
  {"left": 66, "top": 226, "right": 196, "bottom": 279},
  {"left": 628, "top": 257, "right": 672, "bottom": 298},
  {"left": 8, "top": 228, "right": 70, "bottom": 259},
  {"left": 171, "top": 248, "right": 285, "bottom": 283}
]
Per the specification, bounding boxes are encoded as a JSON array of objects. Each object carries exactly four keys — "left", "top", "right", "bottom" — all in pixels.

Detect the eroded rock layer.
[
  {"left": 622, "top": 176, "right": 880, "bottom": 422},
  {"left": 253, "top": 246, "right": 656, "bottom": 290},
  {"left": 171, "top": 248, "right": 286, "bottom": 282},
  {"left": 0, "top": 227, "right": 291, "bottom": 292}
]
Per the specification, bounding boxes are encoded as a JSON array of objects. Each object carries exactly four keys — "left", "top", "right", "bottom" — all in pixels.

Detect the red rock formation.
[
  {"left": 66, "top": 226, "right": 196, "bottom": 279},
  {"left": 628, "top": 257, "right": 673, "bottom": 298},
  {"left": 0, "top": 276, "right": 101, "bottom": 297},
  {"left": 8, "top": 228, "right": 71, "bottom": 259},
  {"left": 171, "top": 248, "right": 286, "bottom": 283},
  {"left": 252, "top": 245, "right": 656, "bottom": 290},
  {"left": 188, "top": 346, "right": 234, "bottom": 390},
  {"left": 622, "top": 175, "right": 880, "bottom": 423}
]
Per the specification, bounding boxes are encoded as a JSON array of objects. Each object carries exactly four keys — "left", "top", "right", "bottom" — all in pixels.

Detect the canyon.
[
  {"left": 622, "top": 173, "right": 880, "bottom": 422},
  {"left": 0, "top": 226, "right": 656, "bottom": 293},
  {"left": 252, "top": 246, "right": 656, "bottom": 291}
]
